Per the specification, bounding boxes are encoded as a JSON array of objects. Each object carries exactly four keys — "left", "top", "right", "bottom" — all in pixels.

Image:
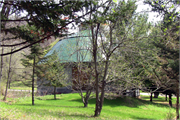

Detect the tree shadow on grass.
[
  {"left": 141, "top": 96, "right": 167, "bottom": 101},
  {"left": 140, "top": 96, "right": 176, "bottom": 108},
  {"left": 9, "top": 96, "right": 173, "bottom": 119},
  {"left": 70, "top": 96, "right": 173, "bottom": 109},
  {"left": 36, "top": 97, "right": 61, "bottom": 100}
]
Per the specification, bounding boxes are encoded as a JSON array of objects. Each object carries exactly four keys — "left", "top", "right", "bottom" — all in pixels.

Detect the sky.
[{"left": 135, "top": 0, "right": 162, "bottom": 23}]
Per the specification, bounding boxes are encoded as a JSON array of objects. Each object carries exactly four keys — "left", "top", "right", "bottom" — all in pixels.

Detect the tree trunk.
[
  {"left": 32, "top": 55, "right": 35, "bottom": 105},
  {"left": 99, "top": 81, "right": 106, "bottom": 114},
  {"left": 165, "top": 94, "right": 167, "bottom": 101},
  {"left": 3, "top": 47, "right": 13, "bottom": 101},
  {"left": 1, "top": 1, "right": 11, "bottom": 94},
  {"left": 150, "top": 92, "right": 153, "bottom": 102},
  {"left": 92, "top": 23, "right": 100, "bottom": 117},
  {"left": 0, "top": 41, "right": 4, "bottom": 93},
  {"left": 176, "top": 83, "right": 179, "bottom": 119},
  {"left": 54, "top": 86, "right": 56, "bottom": 100},
  {"left": 84, "top": 89, "right": 92, "bottom": 107},
  {"left": 94, "top": 52, "right": 100, "bottom": 116},
  {"left": 8, "top": 73, "right": 12, "bottom": 89},
  {"left": 154, "top": 92, "right": 159, "bottom": 98},
  {"left": 169, "top": 92, "right": 172, "bottom": 107},
  {"left": 8, "top": 80, "right": 11, "bottom": 89},
  {"left": 84, "top": 96, "right": 88, "bottom": 107},
  {"left": 98, "top": 58, "right": 109, "bottom": 115},
  {"left": 133, "top": 90, "right": 136, "bottom": 98}
]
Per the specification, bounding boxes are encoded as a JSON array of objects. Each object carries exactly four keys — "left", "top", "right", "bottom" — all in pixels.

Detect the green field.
[
  {"left": 8, "top": 81, "right": 37, "bottom": 91},
  {"left": 0, "top": 93, "right": 177, "bottom": 120},
  {"left": 140, "top": 95, "right": 177, "bottom": 105}
]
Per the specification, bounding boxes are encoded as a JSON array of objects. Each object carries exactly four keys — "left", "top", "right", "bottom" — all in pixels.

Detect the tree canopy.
[{"left": 0, "top": 0, "right": 99, "bottom": 56}]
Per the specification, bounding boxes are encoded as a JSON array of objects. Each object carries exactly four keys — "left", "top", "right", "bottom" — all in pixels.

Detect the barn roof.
[{"left": 45, "top": 30, "right": 92, "bottom": 63}]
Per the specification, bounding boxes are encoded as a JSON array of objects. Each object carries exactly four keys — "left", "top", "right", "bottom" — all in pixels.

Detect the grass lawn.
[
  {"left": 140, "top": 95, "right": 177, "bottom": 105},
  {"left": 9, "top": 87, "right": 37, "bottom": 91},
  {"left": 0, "top": 93, "right": 177, "bottom": 120},
  {"left": 8, "top": 81, "right": 37, "bottom": 91}
]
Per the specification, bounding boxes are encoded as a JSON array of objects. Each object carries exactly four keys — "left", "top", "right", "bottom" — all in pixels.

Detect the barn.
[
  {"left": 37, "top": 29, "right": 140, "bottom": 98},
  {"left": 37, "top": 30, "right": 93, "bottom": 95}
]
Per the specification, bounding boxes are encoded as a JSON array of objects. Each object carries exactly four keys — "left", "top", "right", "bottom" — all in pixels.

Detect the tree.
[
  {"left": 73, "top": 61, "right": 95, "bottom": 107},
  {"left": 0, "top": 1, "right": 98, "bottom": 56},
  {"left": 21, "top": 43, "right": 44, "bottom": 105},
  {"left": 0, "top": 0, "right": 13, "bottom": 95},
  {"left": 73, "top": 39, "right": 95, "bottom": 107},
  {"left": 3, "top": 47, "right": 13, "bottom": 101},
  {"left": 144, "top": 0, "right": 179, "bottom": 119},
  {"left": 86, "top": 0, "right": 150, "bottom": 116},
  {"left": 0, "top": 1, "right": 102, "bottom": 100},
  {"left": 38, "top": 51, "right": 68, "bottom": 100}
]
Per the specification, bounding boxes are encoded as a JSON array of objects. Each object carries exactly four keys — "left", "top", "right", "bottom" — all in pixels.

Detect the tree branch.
[
  {"left": 1, "top": 41, "right": 27, "bottom": 47},
  {"left": 1, "top": 19, "right": 30, "bottom": 22},
  {"left": 0, "top": 7, "right": 98, "bottom": 56}
]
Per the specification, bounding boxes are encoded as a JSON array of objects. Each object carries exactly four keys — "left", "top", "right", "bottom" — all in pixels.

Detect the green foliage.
[
  {"left": 150, "top": 3, "right": 179, "bottom": 76},
  {"left": 21, "top": 43, "right": 44, "bottom": 68},
  {"left": 142, "top": 2, "right": 180, "bottom": 108},
  {"left": 92, "top": 0, "right": 152, "bottom": 97},
  {"left": 39, "top": 51, "right": 67, "bottom": 88},
  {"left": 1, "top": 1, "right": 97, "bottom": 56},
  {"left": 9, "top": 1, "right": 92, "bottom": 34},
  {"left": 113, "top": 0, "right": 117, "bottom": 3}
]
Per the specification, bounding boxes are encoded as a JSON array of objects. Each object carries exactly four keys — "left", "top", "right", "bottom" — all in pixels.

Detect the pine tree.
[
  {"left": 144, "top": 0, "right": 179, "bottom": 118},
  {"left": 21, "top": 43, "right": 44, "bottom": 105},
  {"left": 38, "top": 51, "right": 67, "bottom": 100},
  {"left": 0, "top": 1, "right": 97, "bottom": 56}
]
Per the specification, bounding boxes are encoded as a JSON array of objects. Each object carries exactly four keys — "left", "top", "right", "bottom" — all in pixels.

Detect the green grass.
[
  {"left": 140, "top": 95, "right": 177, "bottom": 105},
  {"left": 0, "top": 93, "right": 177, "bottom": 120},
  {"left": 9, "top": 87, "right": 37, "bottom": 91},
  {"left": 9, "top": 81, "right": 37, "bottom": 91},
  {"left": 139, "top": 90, "right": 146, "bottom": 93}
]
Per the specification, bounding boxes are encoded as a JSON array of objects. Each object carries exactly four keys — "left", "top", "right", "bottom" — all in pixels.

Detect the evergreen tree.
[
  {"left": 38, "top": 51, "right": 67, "bottom": 100},
  {"left": 0, "top": 1, "right": 96, "bottom": 56},
  {"left": 21, "top": 42, "right": 44, "bottom": 105},
  {"left": 144, "top": 0, "right": 179, "bottom": 118}
]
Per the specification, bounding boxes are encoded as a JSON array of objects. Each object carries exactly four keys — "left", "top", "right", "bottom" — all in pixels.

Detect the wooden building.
[{"left": 37, "top": 30, "right": 93, "bottom": 95}]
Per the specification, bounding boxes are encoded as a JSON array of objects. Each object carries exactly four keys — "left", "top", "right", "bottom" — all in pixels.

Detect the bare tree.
[
  {"left": 3, "top": 47, "right": 13, "bottom": 101},
  {"left": 0, "top": 0, "right": 12, "bottom": 95}
]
